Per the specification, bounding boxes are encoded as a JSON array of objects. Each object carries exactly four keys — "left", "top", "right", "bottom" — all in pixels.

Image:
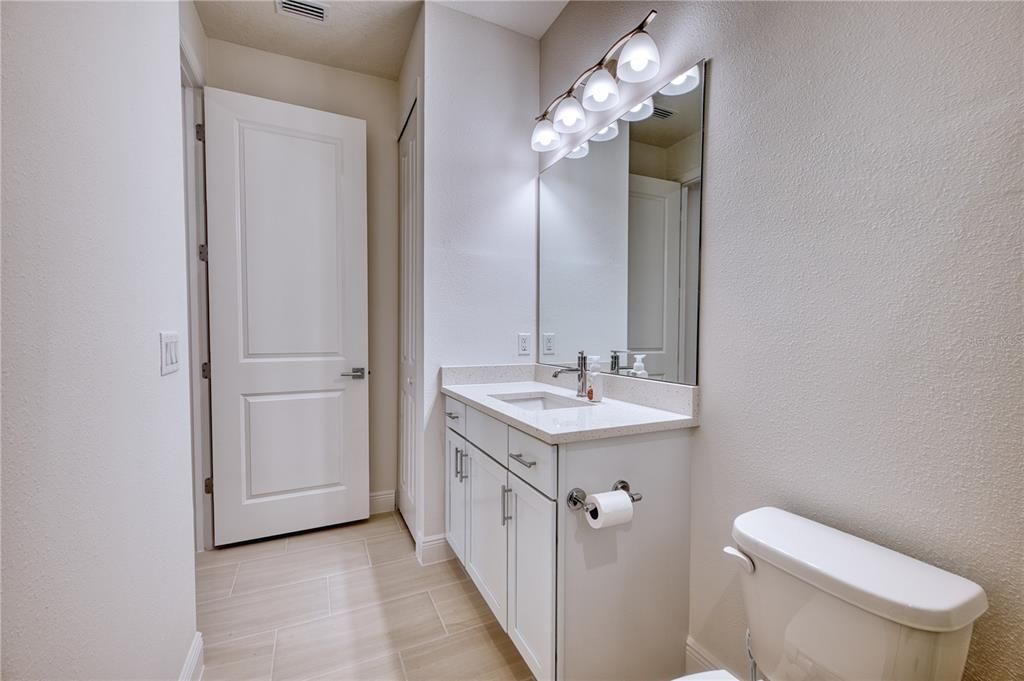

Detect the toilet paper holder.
[{"left": 566, "top": 480, "right": 643, "bottom": 512}]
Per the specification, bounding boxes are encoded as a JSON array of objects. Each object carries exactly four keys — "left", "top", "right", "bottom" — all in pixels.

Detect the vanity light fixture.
[
  {"left": 619, "top": 96, "right": 654, "bottom": 122},
  {"left": 566, "top": 141, "right": 589, "bottom": 159},
  {"left": 659, "top": 64, "right": 700, "bottom": 95},
  {"left": 553, "top": 95, "right": 587, "bottom": 133},
  {"left": 532, "top": 10, "right": 659, "bottom": 151},
  {"left": 531, "top": 117, "right": 562, "bottom": 152},
  {"left": 590, "top": 121, "right": 619, "bottom": 142}
]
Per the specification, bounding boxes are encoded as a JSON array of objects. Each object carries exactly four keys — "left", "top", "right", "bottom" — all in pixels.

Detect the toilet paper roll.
[{"left": 585, "top": 490, "right": 634, "bottom": 529}]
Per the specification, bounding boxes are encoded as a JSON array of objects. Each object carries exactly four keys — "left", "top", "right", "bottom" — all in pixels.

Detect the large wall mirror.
[{"left": 539, "top": 60, "right": 705, "bottom": 385}]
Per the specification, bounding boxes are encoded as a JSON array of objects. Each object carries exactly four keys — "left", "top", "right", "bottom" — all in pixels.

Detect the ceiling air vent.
[
  {"left": 275, "top": 0, "right": 328, "bottom": 24},
  {"left": 651, "top": 107, "right": 674, "bottom": 120}
]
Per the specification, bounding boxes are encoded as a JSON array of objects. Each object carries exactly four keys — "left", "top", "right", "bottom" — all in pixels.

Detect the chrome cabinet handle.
[
  {"left": 445, "top": 411, "right": 460, "bottom": 420},
  {"left": 454, "top": 446, "right": 463, "bottom": 480},
  {"left": 500, "top": 484, "right": 513, "bottom": 526},
  {"left": 340, "top": 368, "right": 365, "bottom": 379},
  {"left": 459, "top": 449, "right": 469, "bottom": 482},
  {"left": 509, "top": 452, "right": 537, "bottom": 468}
]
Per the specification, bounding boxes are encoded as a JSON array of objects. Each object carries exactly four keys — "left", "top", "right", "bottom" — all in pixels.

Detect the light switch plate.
[
  {"left": 160, "top": 332, "right": 181, "bottom": 376},
  {"left": 542, "top": 333, "right": 556, "bottom": 355},
  {"left": 516, "top": 332, "right": 531, "bottom": 356}
]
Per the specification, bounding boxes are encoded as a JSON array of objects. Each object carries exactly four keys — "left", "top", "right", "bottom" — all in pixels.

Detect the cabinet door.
[
  {"left": 508, "top": 474, "right": 556, "bottom": 681},
  {"left": 445, "top": 429, "right": 468, "bottom": 564},
  {"left": 466, "top": 443, "right": 508, "bottom": 628}
]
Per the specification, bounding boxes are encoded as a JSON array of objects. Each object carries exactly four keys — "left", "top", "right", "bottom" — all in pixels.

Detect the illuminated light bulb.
[
  {"left": 582, "top": 67, "right": 620, "bottom": 112},
  {"left": 531, "top": 118, "right": 561, "bottom": 152},
  {"left": 590, "top": 121, "right": 619, "bottom": 142},
  {"left": 566, "top": 141, "right": 589, "bottom": 159},
  {"left": 553, "top": 95, "right": 587, "bottom": 133},
  {"left": 619, "top": 96, "right": 654, "bottom": 122},
  {"left": 659, "top": 64, "right": 700, "bottom": 96},
  {"left": 617, "top": 31, "right": 660, "bottom": 83}
]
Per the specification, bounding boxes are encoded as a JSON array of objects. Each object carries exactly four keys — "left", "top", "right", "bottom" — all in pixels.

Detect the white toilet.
[{"left": 679, "top": 507, "right": 988, "bottom": 681}]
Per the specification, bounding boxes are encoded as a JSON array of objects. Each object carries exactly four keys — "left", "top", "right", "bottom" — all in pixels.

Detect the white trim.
[
  {"left": 685, "top": 635, "right": 735, "bottom": 676},
  {"left": 370, "top": 490, "right": 396, "bottom": 515},
  {"left": 179, "top": 632, "right": 204, "bottom": 681},
  {"left": 416, "top": 533, "right": 455, "bottom": 566}
]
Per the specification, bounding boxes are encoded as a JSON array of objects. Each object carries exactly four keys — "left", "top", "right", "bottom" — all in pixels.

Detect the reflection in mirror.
[{"left": 539, "top": 61, "right": 704, "bottom": 385}]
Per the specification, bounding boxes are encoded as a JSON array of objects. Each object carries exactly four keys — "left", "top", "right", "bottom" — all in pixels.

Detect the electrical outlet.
[
  {"left": 542, "top": 333, "right": 556, "bottom": 355},
  {"left": 516, "top": 332, "right": 531, "bottom": 356},
  {"left": 160, "top": 332, "right": 181, "bottom": 376}
]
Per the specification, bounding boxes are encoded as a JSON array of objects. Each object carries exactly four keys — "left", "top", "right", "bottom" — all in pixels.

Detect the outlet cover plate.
[{"left": 516, "top": 332, "right": 531, "bottom": 356}]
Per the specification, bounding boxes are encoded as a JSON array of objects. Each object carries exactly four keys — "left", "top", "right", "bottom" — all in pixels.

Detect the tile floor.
[{"left": 196, "top": 513, "right": 532, "bottom": 681}]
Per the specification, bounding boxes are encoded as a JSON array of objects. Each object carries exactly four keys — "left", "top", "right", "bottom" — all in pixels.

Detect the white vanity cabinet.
[{"left": 443, "top": 396, "right": 690, "bottom": 681}]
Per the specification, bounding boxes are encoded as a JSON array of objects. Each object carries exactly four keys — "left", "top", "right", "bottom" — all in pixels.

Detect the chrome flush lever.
[{"left": 340, "top": 368, "right": 366, "bottom": 379}]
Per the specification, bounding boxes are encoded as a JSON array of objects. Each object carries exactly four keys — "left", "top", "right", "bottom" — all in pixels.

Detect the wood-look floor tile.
[
  {"left": 272, "top": 593, "right": 445, "bottom": 681},
  {"left": 204, "top": 631, "right": 276, "bottom": 669},
  {"left": 197, "top": 564, "right": 239, "bottom": 604},
  {"left": 366, "top": 532, "right": 415, "bottom": 565},
  {"left": 198, "top": 578, "right": 329, "bottom": 644},
  {"left": 232, "top": 542, "right": 370, "bottom": 595},
  {"left": 429, "top": 581, "right": 496, "bottom": 633},
  {"left": 286, "top": 513, "right": 401, "bottom": 553},
  {"left": 202, "top": 651, "right": 274, "bottom": 681},
  {"left": 328, "top": 558, "right": 467, "bottom": 614},
  {"left": 400, "top": 624, "right": 531, "bottom": 681},
  {"left": 198, "top": 537, "right": 288, "bottom": 569},
  {"left": 305, "top": 654, "right": 406, "bottom": 681}
]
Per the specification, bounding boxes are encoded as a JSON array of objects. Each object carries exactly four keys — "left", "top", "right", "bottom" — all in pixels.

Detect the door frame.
[{"left": 181, "top": 44, "right": 214, "bottom": 551}]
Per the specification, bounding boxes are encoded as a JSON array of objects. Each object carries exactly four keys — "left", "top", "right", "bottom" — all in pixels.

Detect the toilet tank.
[{"left": 730, "top": 508, "right": 987, "bottom": 681}]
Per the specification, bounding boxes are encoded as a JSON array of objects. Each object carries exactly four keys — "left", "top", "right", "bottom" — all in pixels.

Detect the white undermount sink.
[{"left": 489, "top": 391, "right": 594, "bottom": 411}]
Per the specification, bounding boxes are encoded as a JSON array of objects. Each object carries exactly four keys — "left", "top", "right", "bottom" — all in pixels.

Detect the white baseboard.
[
  {"left": 370, "top": 490, "right": 396, "bottom": 515},
  {"left": 416, "top": 532, "right": 454, "bottom": 565},
  {"left": 179, "top": 632, "right": 204, "bottom": 681},
  {"left": 685, "top": 635, "right": 732, "bottom": 676}
]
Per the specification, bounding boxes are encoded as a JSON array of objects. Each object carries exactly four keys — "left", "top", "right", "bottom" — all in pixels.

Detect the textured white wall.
[
  {"left": 422, "top": 4, "right": 539, "bottom": 537},
  {"left": 541, "top": 3, "right": 1023, "bottom": 679},
  {"left": 1, "top": 2, "right": 198, "bottom": 677},
  {"left": 205, "top": 39, "right": 401, "bottom": 497}
]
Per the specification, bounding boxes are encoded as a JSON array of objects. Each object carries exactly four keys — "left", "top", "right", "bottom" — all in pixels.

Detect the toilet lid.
[{"left": 674, "top": 671, "right": 741, "bottom": 681}]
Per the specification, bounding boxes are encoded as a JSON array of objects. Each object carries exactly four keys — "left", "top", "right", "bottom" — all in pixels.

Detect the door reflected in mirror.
[{"left": 539, "top": 60, "right": 704, "bottom": 385}]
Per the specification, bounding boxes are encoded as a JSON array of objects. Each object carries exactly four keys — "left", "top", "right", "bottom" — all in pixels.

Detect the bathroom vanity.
[{"left": 441, "top": 366, "right": 697, "bottom": 681}]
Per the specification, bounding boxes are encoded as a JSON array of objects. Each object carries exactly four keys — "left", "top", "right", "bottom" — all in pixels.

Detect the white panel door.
[
  {"left": 628, "top": 174, "right": 682, "bottom": 381},
  {"left": 445, "top": 429, "right": 468, "bottom": 563},
  {"left": 204, "top": 87, "right": 368, "bottom": 545},
  {"left": 507, "top": 475, "right": 556, "bottom": 681},
  {"left": 466, "top": 444, "right": 508, "bottom": 627},
  {"left": 398, "top": 104, "right": 420, "bottom": 528}
]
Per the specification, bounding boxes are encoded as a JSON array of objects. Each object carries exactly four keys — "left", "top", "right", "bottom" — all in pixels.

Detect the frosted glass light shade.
[
  {"left": 620, "top": 96, "right": 653, "bottom": 122},
  {"left": 582, "top": 68, "right": 620, "bottom": 112},
  {"left": 659, "top": 65, "right": 700, "bottom": 96},
  {"left": 591, "top": 121, "right": 619, "bottom": 142},
  {"left": 617, "top": 31, "right": 660, "bottom": 83},
  {"left": 553, "top": 96, "right": 587, "bottom": 133},
  {"left": 566, "top": 141, "right": 589, "bottom": 159},
  {"left": 531, "top": 118, "right": 561, "bottom": 152}
]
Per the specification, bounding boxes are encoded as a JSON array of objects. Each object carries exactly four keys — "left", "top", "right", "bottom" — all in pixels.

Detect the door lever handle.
[{"left": 340, "top": 368, "right": 366, "bottom": 379}]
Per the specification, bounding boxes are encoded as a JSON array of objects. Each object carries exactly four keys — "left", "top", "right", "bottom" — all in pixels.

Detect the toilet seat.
[{"left": 673, "top": 670, "right": 741, "bottom": 681}]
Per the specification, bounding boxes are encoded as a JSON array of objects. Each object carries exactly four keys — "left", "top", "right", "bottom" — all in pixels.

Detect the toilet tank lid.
[{"left": 732, "top": 507, "right": 988, "bottom": 633}]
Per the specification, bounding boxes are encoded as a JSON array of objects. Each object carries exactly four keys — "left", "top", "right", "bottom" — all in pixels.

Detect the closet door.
[
  {"left": 465, "top": 444, "right": 508, "bottom": 627},
  {"left": 507, "top": 475, "right": 556, "bottom": 680}
]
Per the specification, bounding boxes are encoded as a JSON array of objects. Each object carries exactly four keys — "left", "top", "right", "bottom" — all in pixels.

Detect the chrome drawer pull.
[
  {"left": 459, "top": 449, "right": 469, "bottom": 482},
  {"left": 445, "top": 411, "right": 460, "bottom": 421},
  {"left": 454, "top": 447, "right": 463, "bottom": 479},
  {"left": 509, "top": 452, "right": 537, "bottom": 468}
]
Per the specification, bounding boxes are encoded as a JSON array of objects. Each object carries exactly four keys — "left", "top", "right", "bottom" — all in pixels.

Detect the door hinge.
[
  {"left": 198, "top": 244, "right": 208, "bottom": 262},
  {"left": 195, "top": 123, "right": 205, "bottom": 142},
  {"left": 204, "top": 477, "right": 213, "bottom": 494},
  {"left": 201, "top": 362, "right": 210, "bottom": 379}
]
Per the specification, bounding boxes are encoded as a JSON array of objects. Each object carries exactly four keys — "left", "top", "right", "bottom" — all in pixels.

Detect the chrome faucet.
[{"left": 552, "top": 350, "right": 589, "bottom": 398}]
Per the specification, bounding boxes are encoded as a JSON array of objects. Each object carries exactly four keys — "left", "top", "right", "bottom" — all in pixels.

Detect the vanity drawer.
[
  {"left": 465, "top": 406, "right": 508, "bottom": 463},
  {"left": 444, "top": 397, "right": 466, "bottom": 436},
  {"left": 507, "top": 428, "right": 557, "bottom": 499}
]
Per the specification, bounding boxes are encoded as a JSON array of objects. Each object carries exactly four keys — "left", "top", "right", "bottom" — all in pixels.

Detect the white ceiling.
[
  {"left": 194, "top": 1, "right": 567, "bottom": 81},
  {"left": 194, "top": 1, "right": 422, "bottom": 80},
  {"left": 435, "top": 1, "right": 567, "bottom": 39}
]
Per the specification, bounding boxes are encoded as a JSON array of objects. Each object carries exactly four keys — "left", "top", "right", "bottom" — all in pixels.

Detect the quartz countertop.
[{"left": 441, "top": 380, "right": 697, "bottom": 445}]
